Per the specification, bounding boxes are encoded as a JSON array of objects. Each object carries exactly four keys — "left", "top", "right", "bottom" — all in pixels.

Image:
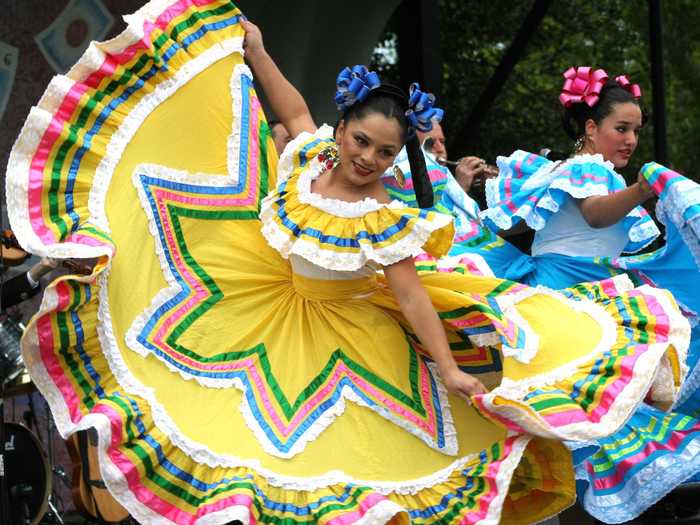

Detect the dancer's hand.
[
  {"left": 441, "top": 367, "right": 488, "bottom": 402},
  {"left": 241, "top": 19, "right": 265, "bottom": 58},
  {"left": 636, "top": 171, "right": 655, "bottom": 201}
]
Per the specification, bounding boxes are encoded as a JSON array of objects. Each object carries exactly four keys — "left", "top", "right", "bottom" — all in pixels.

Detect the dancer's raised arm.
[{"left": 241, "top": 20, "right": 316, "bottom": 138}]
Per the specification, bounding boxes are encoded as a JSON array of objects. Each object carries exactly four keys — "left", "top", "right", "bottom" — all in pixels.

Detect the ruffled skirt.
[
  {"left": 424, "top": 156, "right": 700, "bottom": 522},
  {"left": 20, "top": 211, "right": 690, "bottom": 524}
]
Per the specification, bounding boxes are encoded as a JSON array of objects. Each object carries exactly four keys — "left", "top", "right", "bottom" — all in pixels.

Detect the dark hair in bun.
[{"left": 562, "top": 79, "right": 646, "bottom": 140}]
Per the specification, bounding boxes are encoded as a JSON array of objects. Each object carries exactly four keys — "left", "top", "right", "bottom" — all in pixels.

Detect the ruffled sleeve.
[
  {"left": 481, "top": 150, "right": 660, "bottom": 253},
  {"left": 381, "top": 147, "right": 453, "bottom": 211},
  {"left": 260, "top": 126, "right": 455, "bottom": 271},
  {"left": 641, "top": 162, "right": 700, "bottom": 265},
  {"left": 276, "top": 124, "right": 337, "bottom": 185}
]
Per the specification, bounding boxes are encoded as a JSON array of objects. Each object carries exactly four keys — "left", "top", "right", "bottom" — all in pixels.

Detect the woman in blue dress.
[{"left": 388, "top": 66, "right": 700, "bottom": 523}]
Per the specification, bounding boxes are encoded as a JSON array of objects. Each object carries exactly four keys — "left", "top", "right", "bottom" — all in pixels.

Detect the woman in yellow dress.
[
  {"left": 5, "top": 3, "right": 690, "bottom": 523},
  {"left": 244, "top": 19, "right": 488, "bottom": 403}
]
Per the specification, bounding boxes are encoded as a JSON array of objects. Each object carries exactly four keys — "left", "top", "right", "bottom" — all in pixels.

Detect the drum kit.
[
  {"left": 1, "top": 313, "right": 60, "bottom": 525},
  {"left": 1, "top": 312, "right": 130, "bottom": 525}
]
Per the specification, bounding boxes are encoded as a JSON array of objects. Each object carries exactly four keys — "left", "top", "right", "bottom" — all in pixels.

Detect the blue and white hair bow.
[
  {"left": 405, "top": 83, "right": 444, "bottom": 132},
  {"left": 334, "top": 65, "right": 381, "bottom": 111}
]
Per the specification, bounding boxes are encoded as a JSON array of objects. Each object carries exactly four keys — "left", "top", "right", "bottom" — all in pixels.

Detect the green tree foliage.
[
  {"left": 374, "top": 1, "right": 699, "bottom": 181},
  {"left": 662, "top": 0, "right": 700, "bottom": 176}
]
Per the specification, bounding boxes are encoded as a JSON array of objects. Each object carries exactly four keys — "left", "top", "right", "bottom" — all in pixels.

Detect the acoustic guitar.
[
  {"left": 0, "top": 229, "right": 94, "bottom": 275},
  {"left": 0, "top": 229, "right": 30, "bottom": 266},
  {"left": 66, "top": 429, "right": 130, "bottom": 523}
]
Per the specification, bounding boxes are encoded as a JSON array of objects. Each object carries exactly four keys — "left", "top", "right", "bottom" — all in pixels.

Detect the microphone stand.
[
  {"left": 1, "top": 380, "right": 10, "bottom": 525},
  {"left": 0, "top": 233, "right": 9, "bottom": 525},
  {"left": 1, "top": 204, "right": 13, "bottom": 524}
]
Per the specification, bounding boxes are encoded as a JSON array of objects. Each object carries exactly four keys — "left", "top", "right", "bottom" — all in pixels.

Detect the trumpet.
[{"left": 421, "top": 138, "right": 498, "bottom": 177}]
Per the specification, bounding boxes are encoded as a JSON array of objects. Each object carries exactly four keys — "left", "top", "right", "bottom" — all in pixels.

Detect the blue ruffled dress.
[{"left": 384, "top": 149, "right": 700, "bottom": 523}]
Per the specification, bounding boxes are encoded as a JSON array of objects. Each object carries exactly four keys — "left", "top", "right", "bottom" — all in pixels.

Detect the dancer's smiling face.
[
  {"left": 334, "top": 113, "right": 403, "bottom": 187},
  {"left": 583, "top": 101, "right": 643, "bottom": 169}
]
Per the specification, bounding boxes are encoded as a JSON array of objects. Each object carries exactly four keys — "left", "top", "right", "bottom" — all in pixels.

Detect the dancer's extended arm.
[
  {"left": 384, "top": 257, "right": 487, "bottom": 399},
  {"left": 242, "top": 20, "right": 316, "bottom": 138},
  {"left": 579, "top": 173, "right": 654, "bottom": 228}
]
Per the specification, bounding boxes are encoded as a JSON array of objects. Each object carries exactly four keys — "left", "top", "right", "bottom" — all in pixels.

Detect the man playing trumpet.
[{"left": 417, "top": 122, "right": 497, "bottom": 194}]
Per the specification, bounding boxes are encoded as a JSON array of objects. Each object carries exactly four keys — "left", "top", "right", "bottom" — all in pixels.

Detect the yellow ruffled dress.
[
  {"left": 236, "top": 125, "right": 686, "bottom": 524},
  {"left": 6, "top": 3, "right": 689, "bottom": 523}
]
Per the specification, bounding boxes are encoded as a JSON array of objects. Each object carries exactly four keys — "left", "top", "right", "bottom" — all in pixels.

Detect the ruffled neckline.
[
  {"left": 483, "top": 149, "right": 660, "bottom": 253},
  {"left": 260, "top": 126, "right": 455, "bottom": 271},
  {"left": 279, "top": 124, "right": 408, "bottom": 218},
  {"left": 518, "top": 151, "right": 621, "bottom": 192}
]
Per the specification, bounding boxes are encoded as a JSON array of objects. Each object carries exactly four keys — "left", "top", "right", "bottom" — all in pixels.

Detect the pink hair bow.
[
  {"left": 615, "top": 75, "right": 642, "bottom": 99},
  {"left": 559, "top": 66, "right": 609, "bottom": 108}
]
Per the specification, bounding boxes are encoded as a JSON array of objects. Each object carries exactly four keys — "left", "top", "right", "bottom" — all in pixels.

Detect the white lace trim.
[
  {"left": 649, "top": 355, "right": 676, "bottom": 409},
  {"left": 578, "top": 430, "right": 700, "bottom": 524},
  {"left": 354, "top": 501, "right": 406, "bottom": 525},
  {"left": 493, "top": 289, "right": 541, "bottom": 364},
  {"left": 479, "top": 276, "right": 690, "bottom": 442},
  {"left": 275, "top": 125, "right": 410, "bottom": 218},
  {"left": 482, "top": 151, "right": 660, "bottom": 251},
  {"left": 656, "top": 177, "right": 700, "bottom": 268},
  {"left": 476, "top": 433, "right": 534, "bottom": 525},
  {"left": 260, "top": 208, "right": 452, "bottom": 272},
  {"left": 295, "top": 158, "right": 408, "bottom": 217},
  {"left": 263, "top": 127, "right": 456, "bottom": 269}
]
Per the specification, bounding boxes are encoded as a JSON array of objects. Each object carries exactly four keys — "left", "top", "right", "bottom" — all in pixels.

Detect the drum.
[
  {"left": 3, "top": 422, "right": 51, "bottom": 524},
  {"left": 0, "top": 316, "right": 24, "bottom": 386}
]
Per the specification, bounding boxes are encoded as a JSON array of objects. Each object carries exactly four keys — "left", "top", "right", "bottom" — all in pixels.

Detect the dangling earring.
[
  {"left": 393, "top": 165, "right": 406, "bottom": 187},
  {"left": 573, "top": 136, "right": 585, "bottom": 153},
  {"left": 318, "top": 144, "right": 339, "bottom": 171}
]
